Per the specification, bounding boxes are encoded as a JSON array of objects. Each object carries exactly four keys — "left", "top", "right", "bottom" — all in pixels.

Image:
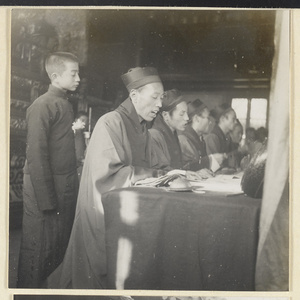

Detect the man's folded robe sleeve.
[{"left": 87, "top": 112, "right": 157, "bottom": 197}]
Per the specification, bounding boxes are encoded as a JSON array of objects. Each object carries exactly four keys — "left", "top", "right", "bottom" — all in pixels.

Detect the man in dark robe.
[
  {"left": 178, "top": 99, "right": 225, "bottom": 172},
  {"left": 228, "top": 119, "right": 244, "bottom": 168},
  {"left": 47, "top": 67, "right": 165, "bottom": 289},
  {"left": 205, "top": 104, "right": 237, "bottom": 168},
  {"left": 150, "top": 90, "right": 210, "bottom": 179}
]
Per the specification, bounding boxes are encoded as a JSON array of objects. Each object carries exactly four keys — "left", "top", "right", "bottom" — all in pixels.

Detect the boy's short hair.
[{"left": 45, "top": 52, "right": 79, "bottom": 79}]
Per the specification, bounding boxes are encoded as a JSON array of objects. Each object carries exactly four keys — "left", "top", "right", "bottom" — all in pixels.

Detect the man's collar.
[
  {"left": 218, "top": 123, "right": 229, "bottom": 135},
  {"left": 118, "top": 97, "right": 145, "bottom": 128},
  {"left": 138, "top": 115, "right": 144, "bottom": 124}
]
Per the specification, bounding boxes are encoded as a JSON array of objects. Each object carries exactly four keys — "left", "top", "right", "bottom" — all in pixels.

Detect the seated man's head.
[
  {"left": 121, "top": 67, "right": 164, "bottom": 121},
  {"left": 45, "top": 52, "right": 80, "bottom": 92},
  {"left": 160, "top": 89, "right": 189, "bottom": 132},
  {"left": 256, "top": 127, "right": 268, "bottom": 143},
  {"left": 230, "top": 120, "right": 243, "bottom": 144},
  {"left": 75, "top": 111, "right": 89, "bottom": 130},
  {"left": 188, "top": 99, "right": 211, "bottom": 135},
  {"left": 245, "top": 127, "right": 257, "bottom": 146},
  {"left": 212, "top": 103, "right": 237, "bottom": 134}
]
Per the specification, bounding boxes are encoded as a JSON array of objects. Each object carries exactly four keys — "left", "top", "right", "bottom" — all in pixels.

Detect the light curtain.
[{"left": 255, "top": 10, "right": 289, "bottom": 290}]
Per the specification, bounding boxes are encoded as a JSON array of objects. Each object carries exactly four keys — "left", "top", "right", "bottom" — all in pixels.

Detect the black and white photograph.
[{"left": 8, "top": 8, "right": 289, "bottom": 292}]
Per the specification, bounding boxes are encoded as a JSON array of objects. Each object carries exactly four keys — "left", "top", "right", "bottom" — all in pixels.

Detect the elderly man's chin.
[
  {"left": 180, "top": 123, "right": 187, "bottom": 131},
  {"left": 147, "top": 112, "right": 158, "bottom": 121}
]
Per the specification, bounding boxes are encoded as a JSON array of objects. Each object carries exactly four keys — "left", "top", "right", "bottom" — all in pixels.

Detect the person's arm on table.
[{"left": 88, "top": 113, "right": 166, "bottom": 194}]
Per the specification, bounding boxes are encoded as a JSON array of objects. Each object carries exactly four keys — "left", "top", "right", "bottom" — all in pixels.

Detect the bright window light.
[
  {"left": 231, "top": 98, "right": 248, "bottom": 130},
  {"left": 250, "top": 98, "right": 267, "bottom": 128}
]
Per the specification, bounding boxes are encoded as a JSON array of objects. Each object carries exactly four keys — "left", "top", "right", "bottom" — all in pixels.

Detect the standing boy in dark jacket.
[{"left": 17, "top": 52, "right": 80, "bottom": 288}]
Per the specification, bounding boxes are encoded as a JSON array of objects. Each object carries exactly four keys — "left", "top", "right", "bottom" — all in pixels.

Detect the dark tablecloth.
[{"left": 102, "top": 187, "right": 261, "bottom": 291}]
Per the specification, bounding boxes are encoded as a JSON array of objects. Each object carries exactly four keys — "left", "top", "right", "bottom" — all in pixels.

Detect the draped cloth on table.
[{"left": 255, "top": 10, "right": 289, "bottom": 291}]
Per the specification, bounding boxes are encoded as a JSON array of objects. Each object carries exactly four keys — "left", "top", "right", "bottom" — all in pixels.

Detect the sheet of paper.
[{"left": 191, "top": 173, "right": 243, "bottom": 194}]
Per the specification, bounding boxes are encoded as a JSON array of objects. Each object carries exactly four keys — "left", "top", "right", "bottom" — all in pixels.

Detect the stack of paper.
[
  {"left": 191, "top": 173, "right": 243, "bottom": 194},
  {"left": 135, "top": 170, "right": 186, "bottom": 187}
]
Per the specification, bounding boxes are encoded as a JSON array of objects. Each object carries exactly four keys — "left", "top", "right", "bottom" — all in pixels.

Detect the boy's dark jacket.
[{"left": 23, "top": 84, "right": 78, "bottom": 211}]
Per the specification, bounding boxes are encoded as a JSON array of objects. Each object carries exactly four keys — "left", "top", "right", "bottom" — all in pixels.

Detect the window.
[
  {"left": 249, "top": 98, "right": 268, "bottom": 128},
  {"left": 232, "top": 97, "right": 268, "bottom": 130},
  {"left": 231, "top": 98, "right": 248, "bottom": 132}
]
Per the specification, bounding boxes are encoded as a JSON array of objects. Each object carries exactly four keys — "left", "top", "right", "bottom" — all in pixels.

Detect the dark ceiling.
[{"left": 86, "top": 9, "right": 276, "bottom": 95}]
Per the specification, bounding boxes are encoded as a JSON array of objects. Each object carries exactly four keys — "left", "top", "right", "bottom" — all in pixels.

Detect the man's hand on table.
[
  {"left": 186, "top": 170, "right": 203, "bottom": 181},
  {"left": 196, "top": 168, "right": 215, "bottom": 179}
]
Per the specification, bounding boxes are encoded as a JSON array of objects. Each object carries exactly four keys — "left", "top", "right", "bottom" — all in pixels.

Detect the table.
[{"left": 102, "top": 187, "right": 261, "bottom": 291}]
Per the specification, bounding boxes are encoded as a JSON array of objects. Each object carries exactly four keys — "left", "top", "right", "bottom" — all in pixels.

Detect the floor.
[{"left": 9, "top": 228, "right": 22, "bottom": 288}]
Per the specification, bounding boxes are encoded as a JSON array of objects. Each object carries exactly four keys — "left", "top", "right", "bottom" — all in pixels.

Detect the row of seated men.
[
  {"left": 73, "top": 95, "right": 268, "bottom": 181},
  {"left": 18, "top": 60, "right": 267, "bottom": 290}
]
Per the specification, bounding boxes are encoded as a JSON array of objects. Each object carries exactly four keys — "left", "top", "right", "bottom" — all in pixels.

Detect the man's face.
[
  {"left": 167, "top": 101, "right": 189, "bottom": 131},
  {"left": 196, "top": 108, "right": 211, "bottom": 134},
  {"left": 55, "top": 61, "right": 80, "bottom": 92},
  {"left": 79, "top": 115, "right": 88, "bottom": 125},
  {"left": 78, "top": 115, "right": 88, "bottom": 130},
  {"left": 231, "top": 125, "right": 243, "bottom": 143},
  {"left": 246, "top": 130, "right": 256, "bottom": 146},
  {"left": 207, "top": 116, "right": 216, "bottom": 133},
  {"left": 225, "top": 110, "right": 237, "bottom": 131},
  {"left": 132, "top": 82, "right": 164, "bottom": 121}
]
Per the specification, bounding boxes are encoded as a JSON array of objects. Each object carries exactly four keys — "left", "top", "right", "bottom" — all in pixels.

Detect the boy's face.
[{"left": 54, "top": 61, "right": 80, "bottom": 92}]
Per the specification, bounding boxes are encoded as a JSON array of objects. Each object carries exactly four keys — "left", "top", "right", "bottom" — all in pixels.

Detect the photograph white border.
[{"left": 0, "top": 6, "right": 299, "bottom": 300}]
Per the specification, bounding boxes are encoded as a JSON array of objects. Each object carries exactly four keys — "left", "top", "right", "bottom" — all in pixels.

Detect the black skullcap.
[
  {"left": 188, "top": 99, "right": 207, "bottom": 119},
  {"left": 121, "top": 67, "right": 162, "bottom": 92},
  {"left": 210, "top": 103, "right": 233, "bottom": 122},
  {"left": 161, "top": 89, "right": 185, "bottom": 112}
]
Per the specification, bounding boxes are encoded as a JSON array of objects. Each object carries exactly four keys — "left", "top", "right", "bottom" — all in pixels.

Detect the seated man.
[
  {"left": 205, "top": 103, "right": 237, "bottom": 168},
  {"left": 240, "top": 127, "right": 266, "bottom": 170},
  {"left": 149, "top": 89, "right": 211, "bottom": 179},
  {"left": 47, "top": 67, "right": 165, "bottom": 289},
  {"left": 228, "top": 119, "right": 244, "bottom": 168},
  {"left": 178, "top": 99, "right": 225, "bottom": 172},
  {"left": 256, "top": 126, "right": 268, "bottom": 143},
  {"left": 229, "top": 119, "right": 243, "bottom": 151},
  {"left": 73, "top": 111, "right": 89, "bottom": 181}
]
